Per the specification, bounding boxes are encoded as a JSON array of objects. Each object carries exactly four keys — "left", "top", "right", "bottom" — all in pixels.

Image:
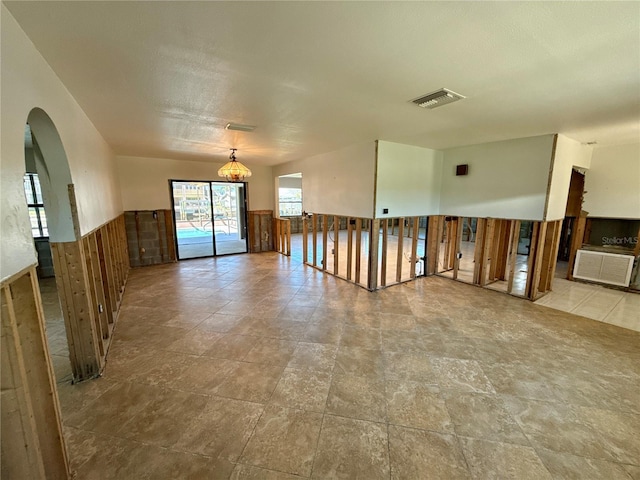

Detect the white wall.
[
  {"left": 375, "top": 141, "right": 442, "bottom": 218},
  {"left": 116, "top": 156, "right": 274, "bottom": 211},
  {"left": 0, "top": 6, "right": 122, "bottom": 282},
  {"left": 439, "top": 135, "right": 555, "bottom": 220},
  {"left": 583, "top": 143, "right": 640, "bottom": 219},
  {"left": 272, "top": 142, "right": 376, "bottom": 218},
  {"left": 278, "top": 176, "right": 302, "bottom": 189},
  {"left": 545, "top": 134, "right": 592, "bottom": 221}
]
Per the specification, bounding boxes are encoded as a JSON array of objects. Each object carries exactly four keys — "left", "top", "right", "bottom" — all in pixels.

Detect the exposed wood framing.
[
  {"left": 473, "top": 218, "right": 487, "bottom": 284},
  {"left": 380, "top": 219, "right": 388, "bottom": 286},
  {"left": 1, "top": 267, "right": 70, "bottom": 479},
  {"left": 368, "top": 219, "right": 380, "bottom": 290},
  {"left": 49, "top": 215, "right": 129, "bottom": 382},
  {"left": 346, "top": 218, "right": 353, "bottom": 281},
  {"left": 333, "top": 216, "right": 339, "bottom": 273},
  {"left": 396, "top": 218, "right": 405, "bottom": 283},
  {"left": 539, "top": 220, "right": 562, "bottom": 293},
  {"left": 426, "top": 216, "right": 442, "bottom": 275},
  {"left": 410, "top": 217, "right": 419, "bottom": 279},
  {"left": 155, "top": 211, "right": 165, "bottom": 261},
  {"left": 312, "top": 214, "right": 318, "bottom": 267},
  {"left": 355, "top": 218, "right": 362, "bottom": 285},
  {"left": 507, "top": 220, "right": 521, "bottom": 294},
  {"left": 452, "top": 217, "right": 462, "bottom": 280},
  {"left": 302, "top": 216, "right": 309, "bottom": 264},
  {"left": 164, "top": 210, "right": 177, "bottom": 262},
  {"left": 273, "top": 217, "right": 291, "bottom": 257},
  {"left": 322, "top": 215, "right": 328, "bottom": 271},
  {"left": 567, "top": 212, "right": 588, "bottom": 280}
]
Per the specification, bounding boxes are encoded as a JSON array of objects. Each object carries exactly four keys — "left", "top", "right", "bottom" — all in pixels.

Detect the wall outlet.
[
  {"left": 383, "top": 208, "right": 389, "bottom": 214},
  {"left": 98, "top": 304, "right": 104, "bottom": 313}
]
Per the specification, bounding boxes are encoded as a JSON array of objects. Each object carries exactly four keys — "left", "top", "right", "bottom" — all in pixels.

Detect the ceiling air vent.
[
  {"left": 412, "top": 88, "right": 465, "bottom": 109},
  {"left": 225, "top": 123, "right": 256, "bottom": 132}
]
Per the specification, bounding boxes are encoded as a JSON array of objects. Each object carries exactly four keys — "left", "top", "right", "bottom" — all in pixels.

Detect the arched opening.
[{"left": 24, "top": 108, "right": 76, "bottom": 383}]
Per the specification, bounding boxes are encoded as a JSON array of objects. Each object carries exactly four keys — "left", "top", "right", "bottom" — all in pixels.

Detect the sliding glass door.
[{"left": 170, "top": 180, "right": 248, "bottom": 259}]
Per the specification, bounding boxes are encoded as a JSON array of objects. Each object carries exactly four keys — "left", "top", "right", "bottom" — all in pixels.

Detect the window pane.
[
  {"left": 33, "top": 175, "right": 43, "bottom": 203},
  {"left": 28, "top": 207, "right": 40, "bottom": 236},
  {"left": 279, "top": 202, "right": 302, "bottom": 216},
  {"left": 23, "top": 175, "right": 35, "bottom": 204},
  {"left": 38, "top": 208, "right": 48, "bottom": 236}
]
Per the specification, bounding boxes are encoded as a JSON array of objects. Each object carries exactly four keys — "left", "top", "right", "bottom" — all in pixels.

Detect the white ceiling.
[{"left": 5, "top": 1, "right": 640, "bottom": 167}]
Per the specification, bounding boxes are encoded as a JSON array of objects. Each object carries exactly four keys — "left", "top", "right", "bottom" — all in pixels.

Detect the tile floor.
[
  {"left": 535, "top": 277, "right": 640, "bottom": 332},
  {"left": 50, "top": 252, "right": 640, "bottom": 479}
]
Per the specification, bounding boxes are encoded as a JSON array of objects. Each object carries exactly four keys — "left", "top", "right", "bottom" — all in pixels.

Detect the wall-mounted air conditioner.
[{"left": 573, "top": 250, "right": 635, "bottom": 287}]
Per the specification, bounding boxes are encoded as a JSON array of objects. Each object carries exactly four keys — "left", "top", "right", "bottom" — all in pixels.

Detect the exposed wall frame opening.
[{"left": 300, "top": 213, "right": 428, "bottom": 291}]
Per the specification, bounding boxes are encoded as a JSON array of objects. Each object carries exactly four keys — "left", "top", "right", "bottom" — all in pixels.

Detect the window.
[
  {"left": 23, "top": 173, "right": 48, "bottom": 238},
  {"left": 278, "top": 187, "right": 302, "bottom": 216}
]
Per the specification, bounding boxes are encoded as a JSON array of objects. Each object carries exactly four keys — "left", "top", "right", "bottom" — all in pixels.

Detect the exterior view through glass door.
[{"left": 170, "top": 180, "right": 248, "bottom": 259}]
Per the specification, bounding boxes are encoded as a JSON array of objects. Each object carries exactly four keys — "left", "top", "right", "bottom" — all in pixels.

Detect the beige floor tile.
[
  {"left": 388, "top": 425, "right": 470, "bottom": 480},
  {"left": 244, "top": 338, "right": 298, "bottom": 366},
  {"left": 383, "top": 351, "right": 437, "bottom": 382},
  {"left": 625, "top": 465, "right": 640, "bottom": 479},
  {"left": 174, "top": 395, "right": 264, "bottom": 461},
  {"left": 147, "top": 450, "right": 235, "bottom": 480},
  {"left": 214, "top": 362, "right": 284, "bottom": 403},
  {"left": 386, "top": 381, "right": 453, "bottom": 433},
  {"left": 444, "top": 392, "right": 529, "bottom": 445},
  {"left": 537, "top": 447, "right": 635, "bottom": 480},
  {"left": 171, "top": 356, "right": 241, "bottom": 395},
  {"left": 430, "top": 357, "right": 496, "bottom": 393},
  {"left": 300, "top": 321, "right": 343, "bottom": 344},
  {"left": 502, "top": 396, "right": 615, "bottom": 461},
  {"left": 326, "top": 373, "right": 387, "bottom": 422},
  {"left": 312, "top": 415, "right": 389, "bottom": 479},
  {"left": 269, "top": 367, "right": 332, "bottom": 412},
  {"left": 240, "top": 405, "right": 323, "bottom": 477},
  {"left": 288, "top": 342, "right": 337, "bottom": 372},
  {"left": 204, "top": 333, "right": 260, "bottom": 360},
  {"left": 164, "top": 329, "right": 224, "bottom": 355},
  {"left": 230, "top": 464, "right": 304, "bottom": 479},
  {"left": 460, "top": 437, "right": 552, "bottom": 480},
  {"left": 340, "top": 324, "right": 381, "bottom": 349},
  {"left": 334, "top": 346, "right": 385, "bottom": 379}
]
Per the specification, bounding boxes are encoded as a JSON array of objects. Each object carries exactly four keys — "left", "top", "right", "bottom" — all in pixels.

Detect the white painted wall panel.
[
  {"left": 272, "top": 142, "right": 376, "bottom": 218},
  {"left": 117, "top": 156, "right": 273, "bottom": 211},
  {"left": 545, "top": 134, "right": 592, "bottom": 221},
  {"left": 1, "top": 6, "right": 122, "bottom": 282},
  {"left": 375, "top": 141, "right": 442, "bottom": 218},
  {"left": 583, "top": 143, "right": 640, "bottom": 219},
  {"left": 439, "top": 135, "right": 555, "bottom": 220}
]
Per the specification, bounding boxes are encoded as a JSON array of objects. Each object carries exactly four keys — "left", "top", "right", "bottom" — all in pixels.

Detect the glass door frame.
[{"left": 169, "top": 179, "right": 249, "bottom": 260}]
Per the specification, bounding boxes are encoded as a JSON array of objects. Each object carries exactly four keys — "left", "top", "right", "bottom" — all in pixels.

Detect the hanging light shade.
[{"left": 218, "top": 148, "right": 252, "bottom": 182}]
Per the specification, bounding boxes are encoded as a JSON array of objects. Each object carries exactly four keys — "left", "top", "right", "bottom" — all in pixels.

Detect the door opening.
[{"left": 170, "top": 180, "right": 248, "bottom": 259}]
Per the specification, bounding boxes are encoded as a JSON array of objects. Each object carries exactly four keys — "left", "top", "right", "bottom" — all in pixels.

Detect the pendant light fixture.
[{"left": 218, "top": 148, "right": 252, "bottom": 182}]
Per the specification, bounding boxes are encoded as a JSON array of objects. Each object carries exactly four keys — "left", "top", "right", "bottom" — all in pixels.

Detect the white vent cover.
[
  {"left": 412, "top": 88, "right": 465, "bottom": 109},
  {"left": 573, "top": 250, "right": 634, "bottom": 287}
]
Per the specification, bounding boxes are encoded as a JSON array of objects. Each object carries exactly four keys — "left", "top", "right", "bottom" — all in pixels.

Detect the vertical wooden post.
[
  {"left": 381, "top": 219, "right": 388, "bottom": 286},
  {"left": 302, "top": 216, "right": 309, "bottom": 264},
  {"left": 355, "top": 218, "right": 362, "bottom": 285},
  {"left": 312, "top": 214, "right": 318, "bottom": 267},
  {"left": 567, "top": 213, "right": 587, "bottom": 280},
  {"left": 346, "top": 218, "right": 353, "bottom": 281},
  {"left": 322, "top": 215, "right": 329, "bottom": 271},
  {"left": 409, "top": 217, "right": 419, "bottom": 279},
  {"left": 165, "top": 210, "right": 177, "bottom": 262},
  {"left": 452, "top": 217, "right": 462, "bottom": 280},
  {"left": 473, "top": 218, "right": 487, "bottom": 285},
  {"left": 396, "top": 218, "right": 405, "bottom": 283},
  {"left": 426, "top": 216, "right": 440, "bottom": 275},
  {"left": 368, "top": 219, "right": 380, "bottom": 291},
  {"left": 507, "top": 220, "right": 521, "bottom": 294},
  {"left": 82, "top": 237, "right": 105, "bottom": 358},
  {"left": 333, "top": 216, "right": 340, "bottom": 275}
]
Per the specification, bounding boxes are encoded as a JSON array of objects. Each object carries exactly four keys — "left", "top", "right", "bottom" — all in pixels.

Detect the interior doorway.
[{"left": 170, "top": 180, "right": 248, "bottom": 259}]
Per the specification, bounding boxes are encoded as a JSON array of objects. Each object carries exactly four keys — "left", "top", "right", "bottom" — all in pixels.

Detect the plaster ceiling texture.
[{"left": 5, "top": 1, "right": 640, "bottom": 167}]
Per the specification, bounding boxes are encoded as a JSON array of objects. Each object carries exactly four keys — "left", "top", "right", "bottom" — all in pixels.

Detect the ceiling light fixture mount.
[
  {"left": 412, "top": 88, "right": 465, "bottom": 109},
  {"left": 218, "top": 148, "right": 252, "bottom": 182},
  {"left": 225, "top": 122, "right": 256, "bottom": 132}
]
